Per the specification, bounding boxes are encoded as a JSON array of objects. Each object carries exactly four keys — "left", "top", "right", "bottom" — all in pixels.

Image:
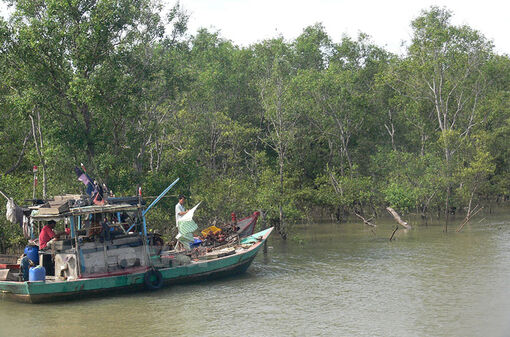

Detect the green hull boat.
[{"left": 0, "top": 228, "right": 273, "bottom": 303}]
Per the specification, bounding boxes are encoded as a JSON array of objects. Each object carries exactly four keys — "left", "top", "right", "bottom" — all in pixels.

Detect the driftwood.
[
  {"left": 389, "top": 225, "right": 399, "bottom": 241},
  {"left": 456, "top": 205, "right": 483, "bottom": 232},
  {"left": 354, "top": 213, "right": 376, "bottom": 227},
  {"left": 355, "top": 213, "right": 376, "bottom": 235},
  {"left": 386, "top": 207, "right": 411, "bottom": 229}
]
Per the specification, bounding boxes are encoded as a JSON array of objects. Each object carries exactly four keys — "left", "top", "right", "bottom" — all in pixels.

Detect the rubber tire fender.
[{"left": 144, "top": 269, "right": 163, "bottom": 290}]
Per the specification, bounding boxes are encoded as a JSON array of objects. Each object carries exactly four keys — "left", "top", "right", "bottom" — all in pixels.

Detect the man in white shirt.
[{"left": 175, "top": 194, "right": 188, "bottom": 226}]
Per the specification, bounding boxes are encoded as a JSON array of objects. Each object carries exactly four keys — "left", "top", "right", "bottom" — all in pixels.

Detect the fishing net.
[{"left": 176, "top": 203, "right": 200, "bottom": 246}]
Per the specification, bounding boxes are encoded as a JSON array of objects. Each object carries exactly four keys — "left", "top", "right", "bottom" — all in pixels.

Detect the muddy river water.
[{"left": 1, "top": 209, "right": 510, "bottom": 337}]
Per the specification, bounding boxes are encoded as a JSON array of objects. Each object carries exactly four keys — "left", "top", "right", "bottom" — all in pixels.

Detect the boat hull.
[{"left": 0, "top": 228, "right": 272, "bottom": 303}]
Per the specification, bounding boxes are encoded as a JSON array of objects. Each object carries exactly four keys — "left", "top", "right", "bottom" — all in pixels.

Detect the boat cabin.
[{"left": 28, "top": 200, "right": 152, "bottom": 281}]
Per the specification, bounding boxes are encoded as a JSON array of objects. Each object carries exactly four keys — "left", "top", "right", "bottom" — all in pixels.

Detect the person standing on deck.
[
  {"left": 175, "top": 194, "right": 188, "bottom": 226},
  {"left": 39, "top": 220, "right": 59, "bottom": 249},
  {"left": 39, "top": 220, "right": 61, "bottom": 276}
]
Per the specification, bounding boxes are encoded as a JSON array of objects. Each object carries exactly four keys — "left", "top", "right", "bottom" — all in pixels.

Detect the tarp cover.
[{"left": 176, "top": 202, "right": 200, "bottom": 245}]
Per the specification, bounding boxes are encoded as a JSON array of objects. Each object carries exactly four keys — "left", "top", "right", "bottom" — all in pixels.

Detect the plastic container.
[
  {"left": 29, "top": 265, "right": 46, "bottom": 282},
  {"left": 189, "top": 238, "right": 202, "bottom": 248},
  {"left": 201, "top": 225, "right": 221, "bottom": 237},
  {"left": 24, "top": 245, "right": 39, "bottom": 265}
]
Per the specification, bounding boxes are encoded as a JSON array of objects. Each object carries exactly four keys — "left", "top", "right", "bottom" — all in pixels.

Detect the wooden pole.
[
  {"left": 389, "top": 225, "right": 399, "bottom": 241},
  {"left": 32, "top": 170, "right": 37, "bottom": 200},
  {"left": 0, "top": 189, "right": 9, "bottom": 201},
  {"left": 261, "top": 210, "right": 268, "bottom": 254},
  {"left": 72, "top": 216, "right": 82, "bottom": 278}
]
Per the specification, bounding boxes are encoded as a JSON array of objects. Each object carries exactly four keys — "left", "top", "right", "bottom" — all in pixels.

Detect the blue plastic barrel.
[
  {"left": 24, "top": 245, "right": 39, "bottom": 265},
  {"left": 29, "top": 266, "right": 46, "bottom": 282}
]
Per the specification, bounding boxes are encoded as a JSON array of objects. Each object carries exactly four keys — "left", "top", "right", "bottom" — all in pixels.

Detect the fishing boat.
[
  {"left": 0, "top": 178, "right": 273, "bottom": 303},
  {"left": 234, "top": 212, "right": 260, "bottom": 238}
]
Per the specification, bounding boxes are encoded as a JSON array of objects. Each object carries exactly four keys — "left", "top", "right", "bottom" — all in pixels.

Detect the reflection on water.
[{"left": 2, "top": 210, "right": 510, "bottom": 337}]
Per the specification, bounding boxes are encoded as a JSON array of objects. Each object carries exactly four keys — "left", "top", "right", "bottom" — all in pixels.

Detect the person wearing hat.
[{"left": 175, "top": 194, "right": 188, "bottom": 226}]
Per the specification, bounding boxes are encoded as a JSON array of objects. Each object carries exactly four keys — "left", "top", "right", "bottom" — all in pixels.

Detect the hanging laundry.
[
  {"left": 6, "top": 198, "right": 23, "bottom": 228},
  {"left": 22, "top": 215, "right": 30, "bottom": 238},
  {"left": 6, "top": 198, "right": 16, "bottom": 223}
]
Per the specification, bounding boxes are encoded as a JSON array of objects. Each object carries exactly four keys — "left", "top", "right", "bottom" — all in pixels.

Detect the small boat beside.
[
  {"left": 0, "top": 177, "right": 272, "bottom": 303},
  {"left": 234, "top": 212, "right": 260, "bottom": 238}
]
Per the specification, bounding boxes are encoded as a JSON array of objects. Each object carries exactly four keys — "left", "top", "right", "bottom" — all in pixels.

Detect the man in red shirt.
[{"left": 39, "top": 220, "right": 58, "bottom": 249}]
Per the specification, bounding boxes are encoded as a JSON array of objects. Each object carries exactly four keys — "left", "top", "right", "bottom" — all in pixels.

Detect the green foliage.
[
  {"left": 370, "top": 149, "right": 447, "bottom": 213},
  {"left": 315, "top": 168, "right": 375, "bottom": 211},
  {"left": 255, "top": 167, "right": 303, "bottom": 229},
  {"left": 0, "top": 174, "right": 32, "bottom": 252},
  {"left": 0, "top": 3, "right": 509, "bottom": 248},
  {"left": 191, "top": 174, "right": 258, "bottom": 222},
  {"left": 455, "top": 137, "right": 496, "bottom": 204},
  {"left": 383, "top": 182, "right": 416, "bottom": 213}
]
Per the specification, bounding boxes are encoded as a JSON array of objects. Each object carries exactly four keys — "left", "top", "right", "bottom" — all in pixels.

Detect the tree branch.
[{"left": 4, "top": 129, "right": 32, "bottom": 176}]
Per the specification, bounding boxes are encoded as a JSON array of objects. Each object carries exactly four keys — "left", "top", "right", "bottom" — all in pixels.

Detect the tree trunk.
[
  {"left": 278, "top": 152, "right": 286, "bottom": 240},
  {"left": 4, "top": 130, "right": 31, "bottom": 176},
  {"left": 81, "top": 104, "right": 95, "bottom": 166},
  {"left": 445, "top": 185, "right": 450, "bottom": 232},
  {"left": 30, "top": 111, "right": 47, "bottom": 199},
  {"left": 384, "top": 110, "right": 396, "bottom": 151}
]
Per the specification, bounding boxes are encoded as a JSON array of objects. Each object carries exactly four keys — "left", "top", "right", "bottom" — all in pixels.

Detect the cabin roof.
[{"left": 31, "top": 204, "right": 140, "bottom": 221}]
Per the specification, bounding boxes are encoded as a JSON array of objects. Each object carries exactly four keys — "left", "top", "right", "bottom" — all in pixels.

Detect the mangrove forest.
[{"left": 1, "top": 1, "right": 509, "bottom": 251}]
